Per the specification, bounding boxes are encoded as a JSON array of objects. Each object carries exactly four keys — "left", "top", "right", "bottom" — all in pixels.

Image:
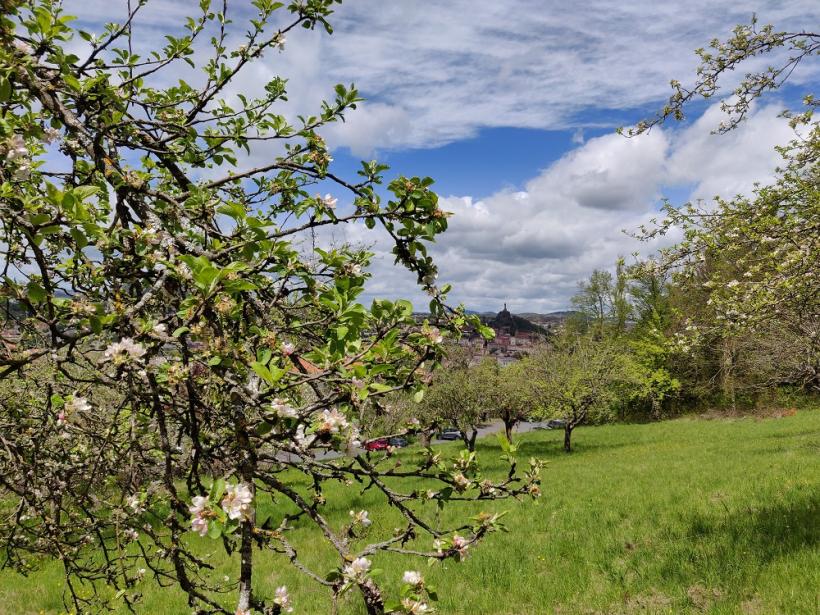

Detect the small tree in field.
[
  {"left": 420, "top": 347, "right": 486, "bottom": 450},
  {"left": 0, "top": 3, "right": 541, "bottom": 614},
  {"left": 525, "top": 339, "right": 635, "bottom": 452},
  {"left": 474, "top": 358, "right": 530, "bottom": 443}
]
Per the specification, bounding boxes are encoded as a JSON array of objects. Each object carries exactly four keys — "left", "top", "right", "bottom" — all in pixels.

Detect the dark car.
[
  {"left": 546, "top": 419, "right": 567, "bottom": 429},
  {"left": 364, "top": 438, "right": 389, "bottom": 451},
  {"left": 388, "top": 436, "right": 408, "bottom": 448},
  {"left": 438, "top": 427, "right": 462, "bottom": 441}
]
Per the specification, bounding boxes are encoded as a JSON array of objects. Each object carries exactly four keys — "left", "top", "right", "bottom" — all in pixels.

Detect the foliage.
[
  {"left": 0, "top": 3, "right": 541, "bottom": 614},
  {"left": 523, "top": 337, "right": 638, "bottom": 451},
  {"left": 629, "top": 18, "right": 819, "bottom": 400}
]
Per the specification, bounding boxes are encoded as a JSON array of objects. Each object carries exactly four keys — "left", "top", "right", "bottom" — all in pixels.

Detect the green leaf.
[
  {"left": 27, "top": 282, "right": 47, "bottom": 304},
  {"left": 250, "top": 361, "right": 274, "bottom": 385},
  {"left": 207, "top": 519, "right": 223, "bottom": 539},
  {"left": 210, "top": 478, "right": 226, "bottom": 502}
]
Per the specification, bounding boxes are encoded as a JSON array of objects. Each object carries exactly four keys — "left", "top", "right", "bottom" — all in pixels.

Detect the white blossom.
[
  {"left": 221, "top": 483, "right": 253, "bottom": 521},
  {"left": 401, "top": 598, "right": 431, "bottom": 614},
  {"left": 189, "top": 495, "right": 209, "bottom": 518},
  {"left": 316, "top": 408, "right": 349, "bottom": 434},
  {"left": 272, "top": 398, "right": 298, "bottom": 418},
  {"left": 402, "top": 570, "right": 423, "bottom": 586},
  {"left": 12, "top": 162, "right": 31, "bottom": 180},
  {"left": 65, "top": 395, "right": 91, "bottom": 414},
  {"left": 42, "top": 127, "right": 61, "bottom": 144},
  {"left": 343, "top": 556, "right": 371, "bottom": 580},
  {"left": 191, "top": 516, "right": 209, "bottom": 537},
  {"left": 126, "top": 494, "right": 145, "bottom": 514},
  {"left": 453, "top": 473, "right": 470, "bottom": 491},
  {"left": 281, "top": 341, "right": 296, "bottom": 356},
  {"left": 6, "top": 134, "right": 28, "bottom": 161},
  {"left": 274, "top": 586, "right": 293, "bottom": 613},
  {"left": 104, "top": 337, "right": 147, "bottom": 364},
  {"left": 349, "top": 509, "right": 372, "bottom": 527},
  {"left": 451, "top": 534, "right": 469, "bottom": 557},
  {"left": 320, "top": 193, "right": 337, "bottom": 209}
]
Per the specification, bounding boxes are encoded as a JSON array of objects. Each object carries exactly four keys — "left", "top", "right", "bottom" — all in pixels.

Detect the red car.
[{"left": 364, "top": 438, "right": 389, "bottom": 451}]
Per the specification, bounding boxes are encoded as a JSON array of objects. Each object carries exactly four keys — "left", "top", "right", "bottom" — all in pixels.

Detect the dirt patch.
[
  {"left": 686, "top": 584, "right": 723, "bottom": 611},
  {"left": 740, "top": 596, "right": 766, "bottom": 614}
]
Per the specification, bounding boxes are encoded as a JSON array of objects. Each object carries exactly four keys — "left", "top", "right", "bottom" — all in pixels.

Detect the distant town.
[{"left": 458, "top": 304, "right": 572, "bottom": 365}]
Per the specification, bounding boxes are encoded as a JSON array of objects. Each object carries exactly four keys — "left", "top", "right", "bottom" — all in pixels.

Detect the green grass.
[{"left": 1, "top": 410, "right": 818, "bottom": 614}]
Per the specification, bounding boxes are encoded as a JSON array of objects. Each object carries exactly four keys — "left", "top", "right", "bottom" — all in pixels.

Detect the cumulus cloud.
[{"left": 345, "top": 103, "right": 797, "bottom": 312}]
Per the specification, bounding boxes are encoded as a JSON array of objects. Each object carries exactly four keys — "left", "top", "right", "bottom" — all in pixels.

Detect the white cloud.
[
  {"left": 62, "top": 0, "right": 819, "bottom": 153},
  {"left": 344, "top": 102, "right": 796, "bottom": 312}
]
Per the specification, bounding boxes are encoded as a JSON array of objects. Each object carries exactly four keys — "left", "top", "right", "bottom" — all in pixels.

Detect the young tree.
[
  {"left": 0, "top": 3, "right": 541, "bottom": 614},
  {"left": 474, "top": 358, "right": 530, "bottom": 443},
  {"left": 421, "top": 362, "right": 485, "bottom": 451},
  {"left": 525, "top": 338, "right": 635, "bottom": 452},
  {"left": 571, "top": 269, "right": 612, "bottom": 336},
  {"left": 570, "top": 259, "right": 632, "bottom": 338}
]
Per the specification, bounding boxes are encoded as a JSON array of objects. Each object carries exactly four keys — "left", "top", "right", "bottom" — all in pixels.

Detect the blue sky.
[{"left": 64, "top": 0, "right": 820, "bottom": 312}]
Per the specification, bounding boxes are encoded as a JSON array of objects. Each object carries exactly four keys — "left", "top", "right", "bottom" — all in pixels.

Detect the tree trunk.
[
  {"left": 504, "top": 419, "right": 514, "bottom": 443},
  {"left": 359, "top": 578, "right": 385, "bottom": 614},
  {"left": 462, "top": 428, "right": 478, "bottom": 451},
  {"left": 563, "top": 426, "right": 573, "bottom": 453},
  {"left": 236, "top": 521, "right": 253, "bottom": 614}
]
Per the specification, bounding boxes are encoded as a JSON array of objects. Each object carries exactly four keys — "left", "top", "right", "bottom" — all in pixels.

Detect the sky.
[{"left": 65, "top": 0, "right": 820, "bottom": 313}]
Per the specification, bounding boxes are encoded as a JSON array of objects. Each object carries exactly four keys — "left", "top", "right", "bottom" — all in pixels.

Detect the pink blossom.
[
  {"left": 191, "top": 516, "right": 209, "bottom": 537},
  {"left": 274, "top": 586, "right": 293, "bottom": 612},
  {"left": 221, "top": 483, "right": 253, "bottom": 521}
]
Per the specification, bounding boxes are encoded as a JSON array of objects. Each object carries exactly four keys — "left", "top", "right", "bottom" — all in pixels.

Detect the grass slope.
[{"left": 1, "top": 410, "right": 818, "bottom": 614}]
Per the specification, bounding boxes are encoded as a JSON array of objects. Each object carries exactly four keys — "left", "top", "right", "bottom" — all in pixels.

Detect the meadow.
[{"left": 1, "top": 409, "right": 817, "bottom": 614}]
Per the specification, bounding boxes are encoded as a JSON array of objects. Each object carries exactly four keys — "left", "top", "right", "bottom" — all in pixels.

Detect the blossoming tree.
[
  {"left": 627, "top": 19, "right": 819, "bottom": 398},
  {"left": 0, "top": 2, "right": 541, "bottom": 613}
]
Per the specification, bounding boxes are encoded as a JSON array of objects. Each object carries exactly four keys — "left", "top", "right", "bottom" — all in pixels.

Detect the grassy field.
[{"left": 1, "top": 409, "right": 818, "bottom": 614}]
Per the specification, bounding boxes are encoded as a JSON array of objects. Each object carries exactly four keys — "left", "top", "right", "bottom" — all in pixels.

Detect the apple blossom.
[
  {"left": 221, "top": 483, "right": 253, "bottom": 521},
  {"left": 272, "top": 398, "right": 298, "bottom": 418},
  {"left": 316, "top": 408, "right": 349, "bottom": 434},
  {"left": 401, "top": 598, "right": 431, "bottom": 614},
  {"left": 191, "top": 516, "right": 209, "bottom": 537},
  {"left": 349, "top": 509, "right": 372, "bottom": 527},
  {"left": 402, "top": 570, "right": 423, "bottom": 586},
  {"left": 65, "top": 396, "right": 91, "bottom": 414},
  {"left": 343, "top": 556, "right": 371, "bottom": 580},
  {"left": 320, "top": 193, "right": 337, "bottom": 208},
  {"left": 273, "top": 586, "right": 293, "bottom": 612},
  {"left": 103, "top": 338, "right": 147, "bottom": 364}
]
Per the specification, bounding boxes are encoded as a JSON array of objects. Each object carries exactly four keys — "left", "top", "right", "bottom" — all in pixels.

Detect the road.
[{"left": 290, "top": 420, "right": 556, "bottom": 462}]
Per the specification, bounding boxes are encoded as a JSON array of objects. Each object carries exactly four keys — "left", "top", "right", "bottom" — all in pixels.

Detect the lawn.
[{"left": 1, "top": 409, "right": 818, "bottom": 614}]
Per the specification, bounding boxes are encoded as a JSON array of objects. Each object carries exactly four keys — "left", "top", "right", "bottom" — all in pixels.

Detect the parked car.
[
  {"left": 388, "top": 436, "right": 408, "bottom": 448},
  {"left": 364, "top": 438, "right": 389, "bottom": 451},
  {"left": 438, "top": 427, "right": 462, "bottom": 441},
  {"left": 546, "top": 419, "right": 567, "bottom": 429}
]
